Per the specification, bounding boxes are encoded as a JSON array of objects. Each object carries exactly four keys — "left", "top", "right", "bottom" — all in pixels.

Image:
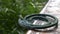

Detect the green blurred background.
[{"left": 0, "top": 0, "right": 48, "bottom": 34}]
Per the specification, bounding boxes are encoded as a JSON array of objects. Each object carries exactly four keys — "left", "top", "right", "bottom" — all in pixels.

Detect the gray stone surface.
[{"left": 27, "top": 0, "right": 60, "bottom": 34}]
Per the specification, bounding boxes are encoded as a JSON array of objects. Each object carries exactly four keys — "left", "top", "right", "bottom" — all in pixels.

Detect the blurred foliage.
[{"left": 0, "top": 0, "right": 48, "bottom": 34}]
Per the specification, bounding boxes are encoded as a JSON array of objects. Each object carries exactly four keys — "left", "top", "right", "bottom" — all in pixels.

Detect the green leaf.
[{"left": 0, "top": 0, "right": 48, "bottom": 34}]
